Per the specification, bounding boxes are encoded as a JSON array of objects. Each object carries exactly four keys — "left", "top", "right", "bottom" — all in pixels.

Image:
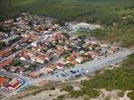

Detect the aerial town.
[
  {"left": 1, "top": 0, "right": 134, "bottom": 99},
  {"left": 0, "top": 12, "right": 132, "bottom": 99}
]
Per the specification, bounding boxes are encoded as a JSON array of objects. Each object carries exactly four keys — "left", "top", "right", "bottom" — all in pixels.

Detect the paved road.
[
  {"left": 0, "top": 69, "right": 31, "bottom": 82},
  {"left": 29, "top": 48, "right": 133, "bottom": 84}
]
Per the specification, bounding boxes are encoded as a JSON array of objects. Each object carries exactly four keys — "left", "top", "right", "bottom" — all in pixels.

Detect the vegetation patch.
[
  {"left": 66, "top": 54, "right": 134, "bottom": 98},
  {"left": 25, "top": 85, "right": 39, "bottom": 92},
  {"left": 61, "top": 85, "right": 73, "bottom": 92},
  {"left": 127, "top": 91, "right": 134, "bottom": 100},
  {"left": 117, "top": 91, "right": 124, "bottom": 97}
]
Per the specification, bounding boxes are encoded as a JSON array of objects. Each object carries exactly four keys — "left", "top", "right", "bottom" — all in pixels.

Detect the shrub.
[
  {"left": 61, "top": 85, "right": 73, "bottom": 92},
  {"left": 128, "top": 91, "right": 134, "bottom": 100},
  {"left": 49, "top": 86, "right": 55, "bottom": 90},
  {"left": 57, "top": 95, "right": 64, "bottom": 100},
  {"left": 118, "top": 91, "right": 124, "bottom": 97},
  {"left": 69, "top": 90, "right": 82, "bottom": 98},
  {"left": 0, "top": 41, "right": 6, "bottom": 49},
  {"left": 83, "top": 95, "right": 89, "bottom": 100},
  {"left": 12, "top": 59, "right": 22, "bottom": 66}
]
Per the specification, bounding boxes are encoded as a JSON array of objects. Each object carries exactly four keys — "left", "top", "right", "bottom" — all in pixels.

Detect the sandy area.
[{"left": 19, "top": 89, "right": 67, "bottom": 100}]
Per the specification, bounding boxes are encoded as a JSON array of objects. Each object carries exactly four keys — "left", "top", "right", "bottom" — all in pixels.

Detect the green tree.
[
  {"left": 61, "top": 85, "right": 73, "bottom": 92},
  {"left": 12, "top": 59, "right": 22, "bottom": 66},
  {"left": 128, "top": 91, "right": 134, "bottom": 100},
  {"left": 0, "top": 41, "right": 6, "bottom": 49}
]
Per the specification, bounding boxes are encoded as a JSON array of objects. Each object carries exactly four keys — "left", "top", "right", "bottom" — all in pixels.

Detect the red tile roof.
[
  {"left": 0, "top": 77, "right": 8, "bottom": 86},
  {"left": 28, "top": 71, "right": 42, "bottom": 78},
  {"left": 0, "top": 59, "right": 13, "bottom": 68},
  {"left": 47, "top": 64, "right": 56, "bottom": 70},
  {"left": 0, "top": 44, "right": 15, "bottom": 57}
]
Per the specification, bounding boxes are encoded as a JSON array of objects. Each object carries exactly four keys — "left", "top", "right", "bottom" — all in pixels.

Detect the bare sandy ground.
[
  {"left": 90, "top": 89, "right": 131, "bottom": 100},
  {"left": 16, "top": 87, "right": 132, "bottom": 100},
  {"left": 19, "top": 89, "right": 67, "bottom": 100}
]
